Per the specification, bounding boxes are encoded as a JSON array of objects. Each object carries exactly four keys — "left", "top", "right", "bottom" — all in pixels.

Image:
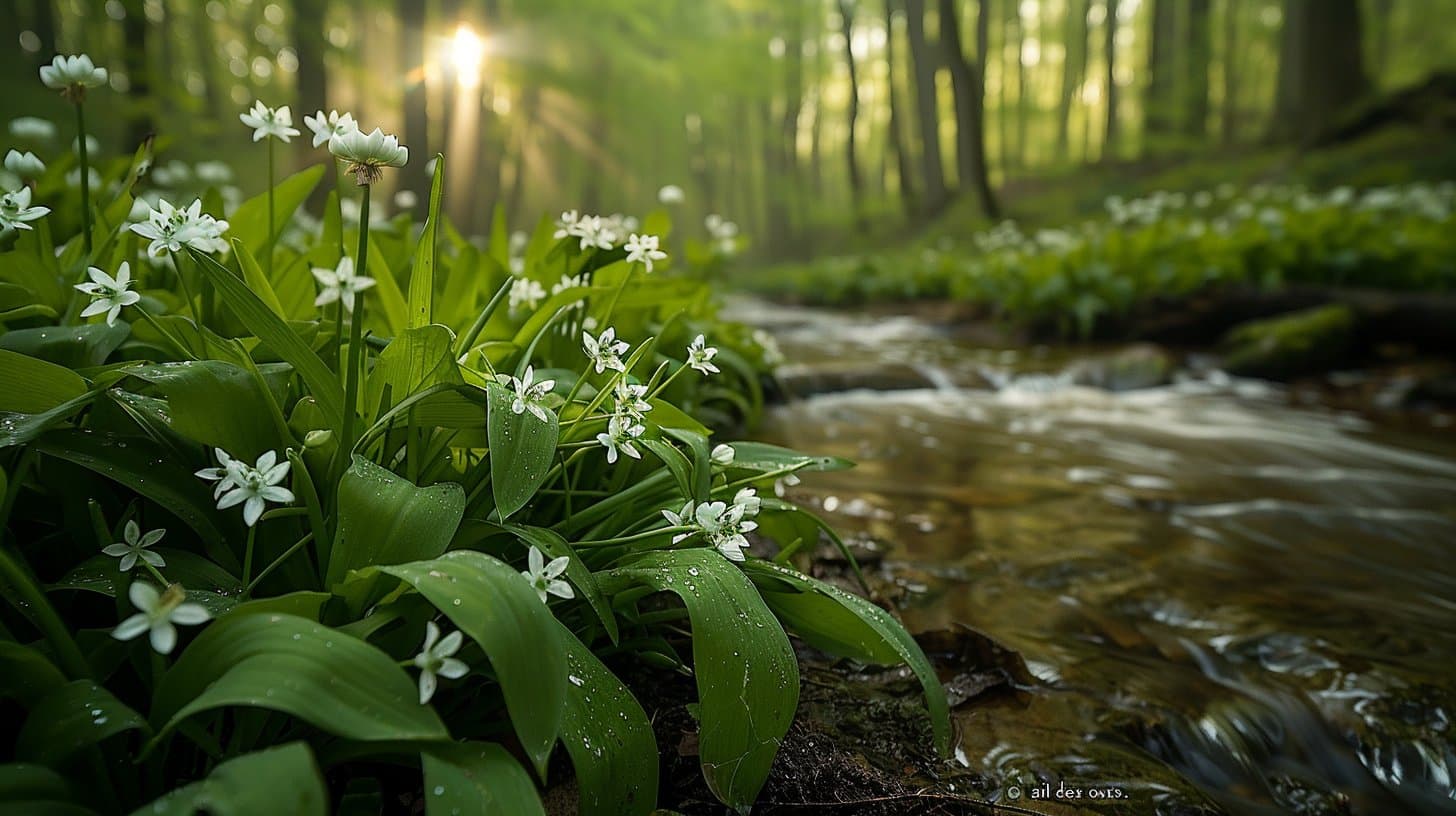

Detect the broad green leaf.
[
  {"left": 325, "top": 456, "right": 465, "bottom": 587},
  {"left": 131, "top": 742, "right": 326, "bottom": 816},
  {"left": 408, "top": 156, "right": 445, "bottom": 329},
  {"left": 189, "top": 249, "right": 344, "bottom": 432},
  {"left": 0, "top": 764, "right": 93, "bottom": 816},
  {"left": 227, "top": 166, "right": 325, "bottom": 256},
  {"left": 124, "top": 361, "right": 284, "bottom": 461},
  {"left": 640, "top": 437, "right": 693, "bottom": 500},
  {"left": 56, "top": 550, "right": 244, "bottom": 617},
  {"left": 663, "top": 427, "right": 711, "bottom": 498},
  {"left": 15, "top": 681, "right": 149, "bottom": 765},
  {"left": 742, "top": 560, "right": 950, "bottom": 757},
  {"left": 0, "top": 323, "right": 129, "bottom": 368},
  {"left": 645, "top": 398, "right": 710, "bottom": 436},
  {"left": 0, "top": 393, "right": 95, "bottom": 449},
  {"left": 422, "top": 742, "right": 544, "bottom": 816},
  {"left": 231, "top": 239, "right": 287, "bottom": 319},
  {"left": 365, "top": 325, "right": 462, "bottom": 418},
  {"left": 602, "top": 549, "right": 798, "bottom": 809},
  {"left": 501, "top": 523, "right": 618, "bottom": 643},
  {"left": 380, "top": 551, "right": 566, "bottom": 775},
  {"left": 719, "top": 441, "right": 854, "bottom": 474},
  {"left": 486, "top": 382, "right": 558, "bottom": 519},
  {"left": 154, "top": 612, "right": 447, "bottom": 742},
  {"left": 0, "top": 643, "right": 67, "bottom": 707},
  {"left": 366, "top": 232, "right": 407, "bottom": 334},
  {"left": 0, "top": 349, "right": 87, "bottom": 413},
  {"left": 555, "top": 622, "right": 658, "bottom": 816}
]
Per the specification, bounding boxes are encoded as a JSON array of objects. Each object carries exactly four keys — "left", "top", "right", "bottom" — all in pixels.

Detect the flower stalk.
[{"left": 75, "top": 100, "right": 91, "bottom": 253}]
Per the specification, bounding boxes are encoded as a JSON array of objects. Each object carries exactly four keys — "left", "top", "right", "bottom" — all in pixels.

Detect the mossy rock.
[
  {"left": 1067, "top": 344, "right": 1177, "bottom": 391},
  {"left": 1221, "top": 304, "right": 1357, "bottom": 380}
]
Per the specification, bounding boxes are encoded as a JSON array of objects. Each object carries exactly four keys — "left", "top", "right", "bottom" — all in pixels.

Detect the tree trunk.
[
  {"left": 904, "top": 0, "right": 949, "bottom": 213},
  {"left": 1143, "top": 0, "right": 1178, "bottom": 151},
  {"left": 397, "top": 0, "right": 428, "bottom": 215},
  {"left": 1183, "top": 0, "right": 1212, "bottom": 141},
  {"left": 837, "top": 0, "right": 866, "bottom": 227},
  {"left": 1220, "top": 0, "right": 1240, "bottom": 145},
  {"left": 884, "top": 0, "right": 918, "bottom": 214},
  {"left": 940, "top": 0, "right": 1000, "bottom": 219},
  {"left": 119, "top": 0, "right": 153, "bottom": 151},
  {"left": 1012, "top": 1, "right": 1027, "bottom": 169},
  {"left": 1055, "top": 0, "right": 1087, "bottom": 159},
  {"left": 1267, "top": 0, "right": 1371, "bottom": 143},
  {"left": 1103, "top": 0, "right": 1120, "bottom": 160},
  {"left": 1372, "top": 0, "right": 1395, "bottom": 84},
  {"left": 780, "top": 6, "right": 806, "bottom": 241}
]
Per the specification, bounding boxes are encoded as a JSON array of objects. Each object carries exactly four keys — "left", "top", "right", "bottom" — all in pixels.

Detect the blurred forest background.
[{"left": 3, "top": 0, "right": 1454, "bottom": 257}]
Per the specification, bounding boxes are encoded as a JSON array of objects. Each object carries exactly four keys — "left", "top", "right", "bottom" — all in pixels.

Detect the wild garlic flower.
[
  {"left": 195, "top": 448, "right": 294, "bottom": 527},
  {"left": 9, "top": 117, "right": 57, "bottom": 142},
  {"left": 596, "top": 414, "right": 644, "bottom": 465},
  {"left": 4, "top": 150, "right": 45, "bottom": 180},
  {"left": 710, "top": 444, "right": 735, "bottom": 466},
  {"left": 520, "top": 545, "right": 574, "bottom": 604},
  {"left": 102, "top": 520, "right": 166, "bottom": 573},
  {"left": 311, "top": 256, "right": 375, "bottom": 312},
  {"left": 508, "top": 277, "right": 545, "bottom": 314},
  {"left": 303, "top": 109, "right": 356, "bottom": 149},
  {"left": 582, "top": 327, "right": 629, "bottom": 374},
  {"left": 551, "top": 273, "right": 584, "bottom": 296},
  {"left": 75, "top": 262, "right": 141, "bottom": 326},
  {"left": 686, "top": 334, "right": 720, "bottom": 375},
  {"left": 658, "top": 184, "right": 685, "bottom": 204},
  {"left": 111, "top": 582, "right": 210, "bottom": 655},
  {"left": 40, "top": 54, "right": 108, "bottom": 101},
  {"left": 570, "top": 215, "right": 613, "bottom": 251},
  {"left": 753, "top": 329, "right": 785, "bottom": 367},
  {"left": 498, "top": 366, "right": 555, "bottom": 423},
  {"left": 129, "top": 198, "right": 229, "bottom": 256},
  {"left": 0, "top": 187, "right": 50, "bottom": 231},
  {"left": 600, "top": 214, "right": 638, "bottom": 246},
  {"left": 624, "top": 233, "right": 667, "bottom": 273},
  {"left": 239, "top": 101, "right": 300, "bottom": 143},
  {"left": 413, "top": 621, "right": 468, "bottom": 705},
  {"left": 774, "top": 472, "right": 802, "bottom": 497},
  {"left": 553, "top": 210, "right": 581, "bottom": 240},
  {"left": 732, "top": 487, "right": 762, "bottom": 517},
  {"left": 329, "top": 126, "right": 408, "bottom": 185},
  {"left": 693, "top": 500, "right": 757, "bottom": 562},
  {"left": 661, "top": 500, "right": 697, "bottom": 544},
  {"left": 611, "top": 380, "right": 652, "bottom": 421},
  {"left": 194, "top": 161, "right": 233, "bottom": 184}
]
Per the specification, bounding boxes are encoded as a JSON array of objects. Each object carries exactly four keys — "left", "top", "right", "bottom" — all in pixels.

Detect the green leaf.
[
  {"left": 0, "top": 394, "right": 95, "bottom": 450},
  {"left": 719, "top": 441, "right": 854, "bottom": 474},
  {"left": 153, "top": 612, "right": 448, "bottom": 742},
  {"left": 131, "top": 742, "right": 326, "bottom": 816},
  {"left": 15, "top": 681, "right": 149, "bottom": 766},
  {"left": 486, "top": 382, "right": 558, "bottom": 520},
  {"left": 0, "top": 764, "right": 94, "bottom": 816},
  {"left": 0, "top": 349, "right": 87, "bottom": 413},
  {"left": 743, "top": 560, "right": 949, "bottom": 757},
  {"left": 366, "top": 232, "right": 407, "bottom": 334},
  {"left": 365, "top": 325, "right": 462, "bottom": 418},
  {"left": 0, "top": 323, "right": 129, "bottom": 368},
  {"left": 555, "top": 622, "right": 658, "bottom": 816},
  {"left": 645, "top": 398, "right": 710, "bottom": 436},
  {"left": 640, "top": 438, "right": 693, "bottom": 500},
  {"left": 421, "top": 742, "right": 544, "bottom": 816},
  {"left": 0, "top": 643, "right": 67, "bottom": 708},
  {"left": 501, "top": 523, "right": 618, "bottom": 644},
  {"left": 189, "top": 249, "right": 344, "bottom": 433},
  {"left": 123, "top": 361, "right": 284, "bottom": 462},
  {"left": 325, "top": 456, "right": 465, "bottom": 587},
  {"left": 602, "top": 549, "right": 798, "bottom": 810},
  {"left": 231, "top": 239, "right": 288, "bottom": 319},
  {"left": 379, "top": 551, "right": 567, "bottom": 776},
  {"left": 408, "top": 156, "right": 445, "bottom": 330},
  {"left": 227, "top": 166, "right": 325, "bottom": 257}
]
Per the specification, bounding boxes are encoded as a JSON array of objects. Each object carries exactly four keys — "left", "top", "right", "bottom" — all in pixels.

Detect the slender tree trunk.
[
  {"left": 119, "top": 0, "right": 153, "bottom": 151},
  {"left": 1143, "top": 0, "right": 1178, "bottom": 152},
  {"left": 1012, "top": 1, "right": 1027, "bottom": 169},
  {"left": 884, "top": 0, "right": 918, "bottom": 213},
  {"left": 940, "top": 0, "right": 1001, "bottom": 219},
  {"left": 1220, "top": 0, "right": 1240, "bottom": 145},
  {"left": 904, "top": 0, "right": 949, "bottom": 213},
  {"left": 397, "top": 0, "right": 428, "bottom": 215},
  {"left": 1372, "top": 0, "right": 1395, "bottom": 84},
  {"left": 809, "top": 34, "right": 826, "bottom": 197},
  {"left": 837, "top": 0, "right": 866, "bottom": 227},
  {"left": 780, "top": 6, "right": 806, "bottom": 241},
  {"left": 1183, "top": 0, "right": 1212, "bottom": 142},
  {"left": 1267, "top": 0, "right": 1370, "bottom": 143},
  {"left": 1103, "top": 0, "right": 1120, "bottom": 160},
  {"left": 1055, "top": 0, "right": 1087, "bottom": 160}
]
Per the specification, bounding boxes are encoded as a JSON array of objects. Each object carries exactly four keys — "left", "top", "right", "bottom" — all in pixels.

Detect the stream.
[{"left": 730, "top": 298, "right": 1456, "bottom": 815}]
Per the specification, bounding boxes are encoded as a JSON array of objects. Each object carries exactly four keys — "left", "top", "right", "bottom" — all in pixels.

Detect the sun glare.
[{"left": 450, "top": 24, "right": 485, "bottom": 86}]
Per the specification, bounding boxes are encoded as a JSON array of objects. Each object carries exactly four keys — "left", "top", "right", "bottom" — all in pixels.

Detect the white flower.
[
  {"left": 65, "top": 167, "right": 101, "bottom": 189},
  {"left": 102, "top": 520, "right": 166, "bottom": 573},
  {"left": 658, "top": 184, "right": 685, "bottom": 204},
  {"left": 596, "top": 414, "right": 644, "bottom": 465},
  {"left": 0, "top": 186, "right": 50, "bottom": 231},
  {"left": 686, "top": 334, "right": 720, "bottom": 375},
  {"left": 509, "top": 256, "right": 525, "bottom": 276},
  {"left": 508, "top": 277, "right": 546, "bottom": 314},
  {"left": 303, "top": 109, "right": 356, "bottom": 149},
  {"left": 129, "top": 198, "right": 230, "bottom": 257},
  {"left": 753, "top": 329, "right": 785, "bottom": 367},
  {"left": 694, "top": 500, "right": 756, "bottom": 562},
  {"left": 194, "top": 449, "right": 294, "bottom": 526},
  {"left": 412, "top": 621, "right": 469, "bottom": 705},
  {"left": 194, "top": 161, "right": 232, "bottom": 184},
  {"left": 329, "top": 126, "right": 408, "bottom": 184},
  {"left": 582, "top": 327, "right": 629, "bottom": 374},
  {"left": 40, "top": 54, "right": 108, "bottom": 100},
  {"left": 711, "top": 444, "right": 735, "bottom": 466},
  {"left": 611, "top": 380, "right": 652, "bottom": 420},
  {"left": 9, "top": 117, "right": 57, "bottom": 141},
  {"left": 312, "top": 256, "right": 374, "bottom": 312},
  {"left": 393, "top": 189, "right": 418, "bottom": 210},
  {"left": 553, "top": 209, "right": 580, "bottom": 240},
  {"left": 600, "top": 214, "right": 637, "bottom": 246},
  {"left": 706, "top": 214, "right": 739, "bottom": 240},
  {"left": 497, "top": 366, "right": 555, "bottom": 423},
  {"left": 74, "top": 262, "right": 141, "bottom": 326},
  {"left": 509, "top": 230, "right": 529, "bottom": 255},
  {"left": 4, "top": 150, "right": 45, "bottom": 179},
  {"left": 661, "top": 500, "right": 696, "bottom": 544},
  {"left": 239, "top": 101, "right": 300, "bottom": 143},
  {"left": 624, "top": 233, "right": 668, "bottom": 273},
  {"left": 570, "top": 214, "right": 613, "bottom": 251},
  {"left": 774, "top": 472, "right": 801, "bottom": 497},
  {"left": 111, "top": 582, "right": 210, "bottom": 655},
  {"left": 551, "top": 273, "right": 584, "bottom": 296},
  {"left": 520, "top": 545, "right": 574, "bottom": 604},
  {"left": 732, "top": 487, "right": 762, "bottom": 518}
]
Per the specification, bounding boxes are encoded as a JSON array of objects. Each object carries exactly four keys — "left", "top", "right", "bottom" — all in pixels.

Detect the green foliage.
[{"left": 0, "top": 109, "right": 946, "bottom": 816}]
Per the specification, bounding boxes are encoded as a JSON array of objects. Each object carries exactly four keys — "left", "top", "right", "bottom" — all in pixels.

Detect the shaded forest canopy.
[{"left": 3, "top": 0, "right": 1454, "bottom": 257}]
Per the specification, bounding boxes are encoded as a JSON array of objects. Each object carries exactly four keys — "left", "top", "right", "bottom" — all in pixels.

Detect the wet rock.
[
  {"left": 1065, "top": 345, "right": 1178, "bottom": 391},
  {"left": 776, "top": 362, "right": 948, "bottom": 397},
  {"left": 1221, "top": 304, "right": 1358, "bottom": 380}
]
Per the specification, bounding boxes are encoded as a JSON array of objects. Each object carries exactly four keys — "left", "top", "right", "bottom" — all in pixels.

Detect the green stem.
[
  {"left": 575, "top": 525, "right": 692, "bottom": 548},
  {"left": 242, "top": 525, "right": 257, "bottom": 585},
  {"left": 135, "top": 307, "right": 200, "bottom": 361},
  {"left": 340, "top": 185, "right": 371, "bottom": 479},
  {"left": 246, "top": 532, "right": 314, "bottom": 595},
  {"left": 75, "top": 101, "right": 92, "bottom": 255},
  {"left": 267, "top": 136, "right": 276, "bottom": 281}
]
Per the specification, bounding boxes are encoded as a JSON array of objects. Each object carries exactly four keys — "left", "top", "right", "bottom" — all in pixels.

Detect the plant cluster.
[
  {"left": 0, "top": 55, "right": 948, "bottom": 814},
  {"left": 746, "top": 181, "right": 1456, "bottom": 336}
]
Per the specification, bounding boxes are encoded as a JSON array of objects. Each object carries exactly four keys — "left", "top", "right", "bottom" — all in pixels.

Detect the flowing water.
[{"left": 731, "top": 299, "right": 1456, "bottom": 815}]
